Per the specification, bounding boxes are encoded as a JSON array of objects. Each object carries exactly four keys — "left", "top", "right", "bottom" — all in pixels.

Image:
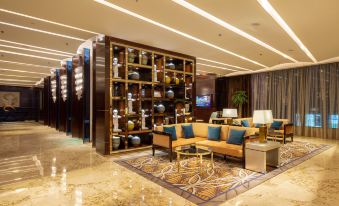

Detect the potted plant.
[{"left": 231, "top": 91, "right": 248, "bottom": 117}]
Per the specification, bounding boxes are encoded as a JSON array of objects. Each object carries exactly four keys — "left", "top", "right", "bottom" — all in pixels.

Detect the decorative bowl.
[
  {"left": 131, "top": 136, "right": 141, "bottom": 146},
  {"left": 129, "top": 71, "right": 140, "bottom": 80}
]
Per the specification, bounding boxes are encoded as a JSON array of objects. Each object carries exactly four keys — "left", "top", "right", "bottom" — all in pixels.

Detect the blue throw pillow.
[
  {"left": 208, "top": 126, "right": 221, "bottom": 141},
  {"left": 270, "top": 121, "right": 283, "bottom": 130},
  {"left": 227, "top": 129, "right": 246, "bottom": 145},
  {"left": 241, "top": 120, "right": 250, "bottom": 127},
  {"left": 182, "top": 124, "right": 194, "bottom": 138},
  {"left": 163, "top": 126, "right": 177, "bottom": 140}
]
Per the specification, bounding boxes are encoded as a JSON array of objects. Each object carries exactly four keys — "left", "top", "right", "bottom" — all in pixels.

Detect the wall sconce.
[
  {"left": 60, "top": 75, "right": 67, "bottom": 101},
  {"left": 74, "top": 66, "right": 83, "bottom": 100}
]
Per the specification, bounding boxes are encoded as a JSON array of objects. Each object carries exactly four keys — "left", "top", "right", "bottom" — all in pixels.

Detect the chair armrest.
[{"left": 153, "top": 131, "right": 172, "bottom": 148}]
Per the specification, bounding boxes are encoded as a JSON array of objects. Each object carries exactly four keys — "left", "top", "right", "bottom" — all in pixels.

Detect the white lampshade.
[
  {"left": 222, "top": 108, "right": 238, "bottom": 118},
  {"left": 253, "top": 110, "right": 273, "bottom": 124}
]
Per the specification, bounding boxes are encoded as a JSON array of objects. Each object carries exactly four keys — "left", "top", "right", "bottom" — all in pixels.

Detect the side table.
[{"left": 245, "top": 141, "right": 281, "bottom": 173}]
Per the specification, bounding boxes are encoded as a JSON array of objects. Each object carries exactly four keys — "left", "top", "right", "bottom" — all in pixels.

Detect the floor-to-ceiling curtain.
[{"left": 252, "top": 62, "right": 339, "bottom": 139}]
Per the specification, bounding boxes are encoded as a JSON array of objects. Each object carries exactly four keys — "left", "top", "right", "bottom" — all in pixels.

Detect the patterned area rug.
[{"left": 117, "top": 141, "right": 331, "bottom": 205}]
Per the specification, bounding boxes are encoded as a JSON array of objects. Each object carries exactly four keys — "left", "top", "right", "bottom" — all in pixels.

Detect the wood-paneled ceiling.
[{"left": 0, "top": 0, "right": 338, "bottom": 86}]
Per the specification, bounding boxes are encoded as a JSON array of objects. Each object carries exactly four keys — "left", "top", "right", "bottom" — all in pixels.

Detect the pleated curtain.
[{"left": 251, "top": 62, "right": 339, "bottom": 139}]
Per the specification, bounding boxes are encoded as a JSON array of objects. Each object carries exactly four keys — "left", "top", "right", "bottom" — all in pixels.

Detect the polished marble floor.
[{"left": 0, "top": 122, "right": 338, "bottom": 206}]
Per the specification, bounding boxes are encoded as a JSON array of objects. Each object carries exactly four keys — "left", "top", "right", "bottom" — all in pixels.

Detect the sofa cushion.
[
  {"left": 270, "top": 121, "right": 283, "bottom": 130},
  {"left": 208, "top": 126, "right": 221, "bottom": 141},
  {"left": 192, "top": 123, "right": 228, "bottom": 140},
  {"left": 228, "top": 126, "right": 256, "bottom": 138},
  {"left": 172, "top": 137, "right": 205, "bottom": 148},
  {"left": 163, "top": 126, "right": 177, "bottom": 140},
  {"left": 196, "top": 140, "right": 243, "bottom": 157},
  {"left": 241, "top": 120, "right": 251, "bottom": 127},
  {"left": 227, "top": 129, "right": 246, "bottom": 145},
  {"left": 182, "top": 124, "right": 194, "bottom": 138}
]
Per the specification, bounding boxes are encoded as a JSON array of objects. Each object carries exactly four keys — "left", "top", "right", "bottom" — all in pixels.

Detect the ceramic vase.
[
  {"left": 127, "top": 120, "right": 135, "bottom": 131},
  {"left": 128, "top": 52, "right": 136, "bottom": 63},
  {"left": 141, "top": 55, "right": 148, "bottom": 65},
  {"left": 131, "top": 136, "right": 141, "bottom": 146},
  {"left": 129, "top": 71, "right": 140, "bottom": 80},
  {"left": 157, "top": 104, "right": 165, "bottom": 113},
  {"left": 165, "top": 76, "right": 171, "bottom": 84},
  {"left": 112, "top": 136, "right": 120, "bottom": 150},
  {"left": 166, "top": 89, "right": 174, "bottom": 98}
]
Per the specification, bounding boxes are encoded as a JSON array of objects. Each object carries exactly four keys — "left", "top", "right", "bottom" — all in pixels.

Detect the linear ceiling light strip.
[
  {"left": 0, "top": 44, "right": 71, "bottom": 57},
  {"left": 0, "top": 60, "right": 51, "bottom": 68},
  {"left": 257, "top": 0, "right": 316, "bottom": 62},
  {"left": 94, "top": 0, "right": 266, "bottom": 68},
  {"left": 0, "top": 39, "right": 74, "bottom": 55},
  {"left": 0, "top": 49, "right": 61, "bottom": 61},
  {"left": 0, "top": 21, "right": 86, "bottom": 41},
  {"left": 197, "top": 57, "right": 251, "bottom": 71},
  {"left": 0, "top": 68, "right": 48, "bottom": 75},
  {"left": 0, "top": 8, "right": 99, "bottom": 35},
  {"left": 197, "top": 62, "right": 237, "bottom": 72},
  {"left": 0, "top": 82, "right": 34, "bottom": 86},
  {"left": 0, "top": 78, "right": 36, "bottom": 82},
  {"left": 0, "top": 74, "right": 42, "bottom": 78},
  {"left": 173, "top": 0, "right": 297, "bottom": 63}
]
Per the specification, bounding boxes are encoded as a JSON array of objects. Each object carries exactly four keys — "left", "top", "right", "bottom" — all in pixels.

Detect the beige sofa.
[{"left": 153, "top": 123, "right": 257, "bottom": 167}]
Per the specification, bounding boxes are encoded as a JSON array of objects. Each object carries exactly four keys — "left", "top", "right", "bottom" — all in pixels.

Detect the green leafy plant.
[{"left": 232, "top": 91, "right": 248, "bottom": 117}]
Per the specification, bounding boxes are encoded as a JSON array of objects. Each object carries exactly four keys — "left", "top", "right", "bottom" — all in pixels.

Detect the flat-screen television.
[{"left": 196, "top": 95, "right": 211, "bottom": 107}]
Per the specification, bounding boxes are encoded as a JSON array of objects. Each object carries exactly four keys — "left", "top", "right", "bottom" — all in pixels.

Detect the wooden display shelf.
[
  {"left": 127, "top": 63, "right": 152, "bottom": 69},
  {"left": 165, "top": 69, "right": 185, "bottom": 74},
  {"left": 125, "top": 129, "right": 152, "bottom": 134},
  {"left": 126, "top": 80, "right": 153, "bottom": 85},
  {"left": 112, "top": 96, "right": 126, "bottom": 100}
]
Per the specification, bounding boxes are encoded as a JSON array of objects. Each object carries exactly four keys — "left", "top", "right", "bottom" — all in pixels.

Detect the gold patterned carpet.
[{"left": 118, "top": 141, "right": 330, "bottom": 205}]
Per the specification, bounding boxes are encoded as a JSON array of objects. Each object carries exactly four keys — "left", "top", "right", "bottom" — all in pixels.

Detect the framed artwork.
[{"left": 0, "top": 92, "right": 20, "bottom": 108}]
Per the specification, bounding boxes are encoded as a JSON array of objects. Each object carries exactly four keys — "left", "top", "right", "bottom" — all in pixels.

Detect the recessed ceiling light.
[
  {"left": 0, "top": 49, "right": 61, "bottom": 61},
  {"left": 197, "top": 57, "right": 252, "bottom": 71},
  {"left": 0, "top": 60, "right": 51, "bottom": 68},
  {"left": 0, "top": 21, "right": 86, "bottom": 41},
  {"left": 0, "top": 8, "right": 99, "bottom": 35},
  {"left": 0, "top": 44, "right": 71, "bottom": 57},
  {"left": 0, "top": 67, "right": 49, "bottom": 75},
  {"left": 257, "top": 0, "right": 317, "bottom": 62},
  {"left": 0, "top": 39, "right": 74, "bottom": 55},
  {"left": 94, "top": 0, "right": 266, "bottom": 68},
  {"left": 197, "top": 62, "right": 237, "bottom": 72},
  {"left": 172, "top": 0, "right": 297, "bottom": 63}
]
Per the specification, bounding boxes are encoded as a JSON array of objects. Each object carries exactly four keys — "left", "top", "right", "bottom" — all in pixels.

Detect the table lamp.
[
  {"left": 253, "top": 110, "right": 273, "bottom": 143},
  {"left": 222, "top": 109, "right": 238, "bottom": 125}
]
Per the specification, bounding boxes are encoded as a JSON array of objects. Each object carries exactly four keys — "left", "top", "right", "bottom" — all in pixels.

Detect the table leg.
[
  {"left": 211, "top": 152, "right": 214, "bottom": 169},
  {"left": 177, "top": 153, "right": 180, "bottom": 172},
  {"left": 200, "top": 154, "right": 203, "bottom": 174}
]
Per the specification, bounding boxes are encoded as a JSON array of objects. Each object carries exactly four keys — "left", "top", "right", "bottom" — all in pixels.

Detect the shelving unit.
[{"left": 108, "top": 41, "right": 195, "bottom": 153}]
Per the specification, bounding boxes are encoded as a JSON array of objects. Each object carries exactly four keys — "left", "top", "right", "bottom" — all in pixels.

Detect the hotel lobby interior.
[{"left": 0, "top": 0, "right": 339, "bottom": 205}]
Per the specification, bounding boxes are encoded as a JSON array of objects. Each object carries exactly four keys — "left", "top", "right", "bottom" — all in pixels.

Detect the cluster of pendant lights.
[
  {"left": 50, "top": 69, "right": 57, "bottom": 103},
  {"left": 60, "top": 74, "right": 67, "bottom": 101},
  {"left": 74, "top": 66, "right": 83, "bottom": 100}
]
